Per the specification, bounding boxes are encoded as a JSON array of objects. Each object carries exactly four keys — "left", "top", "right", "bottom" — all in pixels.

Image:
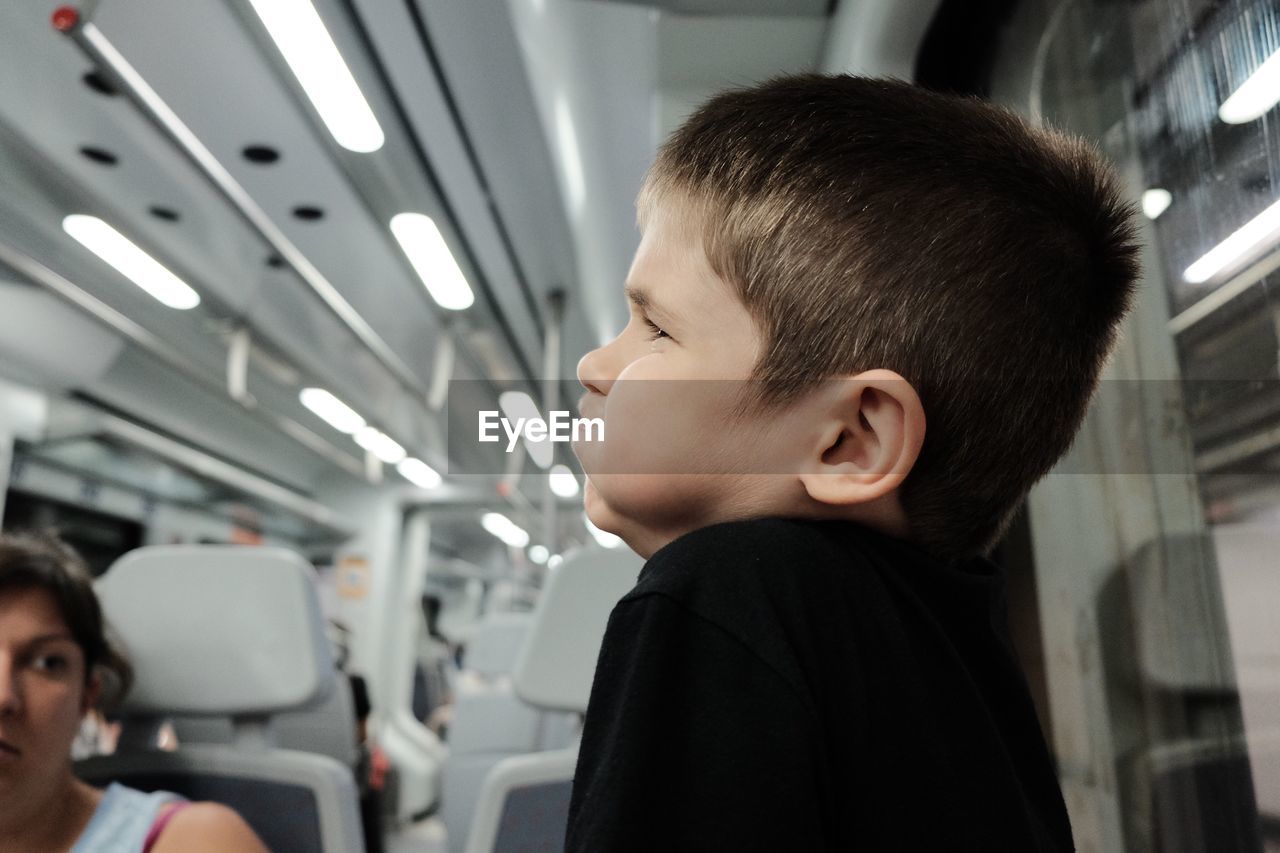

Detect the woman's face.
[{"left": 0, "top": 587, "right": 97, "bottom": 797}]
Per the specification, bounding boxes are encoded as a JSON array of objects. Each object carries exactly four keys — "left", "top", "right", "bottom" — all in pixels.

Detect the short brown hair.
[
  {"left": 0, "top": 532, "right": 133, "bottom": 709},
  {"left": 639, "top": 74, "right": 1140, "bottom": 560}
]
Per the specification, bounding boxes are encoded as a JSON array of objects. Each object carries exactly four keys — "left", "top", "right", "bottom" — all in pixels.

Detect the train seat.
[
  {"left": 441, "top": 613, "right": 540, "bottom": 851},
  {"left": 463, "top": 612, "right": 535, "bottom": 677},
  {"left": 75, "top": 545, "right": 366, "bottom": 853},
  {"left": 169, "top": 664, "right": 361, "bottom": 769},
  {"left": 449, "top": 613, "right": 539, "bottom": 754},
  {"left": 1120, "top": 530, "right": 1280, "bottom": 850},
  {"left": 462, "top": 546, "right": 642, "bottom": 853}
]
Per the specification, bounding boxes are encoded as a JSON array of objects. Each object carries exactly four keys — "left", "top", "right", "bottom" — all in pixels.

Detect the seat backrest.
[
  {"left": 98, "top": 546, "right": 333, "bottom": 716},
  {"left": 171, "top": 670, "right": 360, "bottom": 768},
  {"left": 464, "top": 613, "right": 533, "bottom": 678},
  {"left": 1125, "top": 534, "right": 1235, "bottom": 692},
  {"left": 459, "top": 547, "right": 641, "bottom": 853},
  {"left": 441, "top": 618, "right": 541, "bottom": 851},
  {"left": 462, "top": 749, "right": 578, "bottom": 853},
  {"left": 272, "top": 677, "right": 360, "bottom": 767},
  {"left": 79, "top": 545, "right": 365, "bottom": 853},
  {"left": 448, "top": 684, "right": 543, "bottom": 756},
  {"left": 512, "top": 547, "right": 642, "bottom": 712},
  {"left": 78, "top": 746, "right": 361, "bottom": 853}
]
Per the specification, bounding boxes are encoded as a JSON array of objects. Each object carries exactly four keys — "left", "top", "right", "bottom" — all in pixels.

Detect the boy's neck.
[{"left": 617, "top": 489, "right": 912, "bottom": 560}]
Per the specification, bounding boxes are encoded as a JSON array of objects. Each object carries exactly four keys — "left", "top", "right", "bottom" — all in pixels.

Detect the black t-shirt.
[{"left": 565, "top": 517, "right": 1074, "bottom": 852}]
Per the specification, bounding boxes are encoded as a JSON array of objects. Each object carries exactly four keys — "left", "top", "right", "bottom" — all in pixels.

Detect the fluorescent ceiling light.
[
  {"left": 584, "top": 513, "right": 622, "bottom": 549},
  {"left": 498, "top": 390, "right": 553, "bottom": 469},
  {"left": 299, "top": 387, "right": 365, "bottom": 434},
  {"left": 547, "top": 553, "right": 563, "bottom": 569},
  {"left": 1218, "top": 48, "right": 1280, "bottom": 125},
  {"left": 481, "top": 512, "right": 530, "bottom": 548},
  {"left": 389, "top": 213, "right": 474, "bottom": 310},
  {"left": 528, "top": 544, "right": 549, "bottom": 564},
  {"left": 1142, "top": 188, "right": 1172, "bottom": 220},
  {"left": 549, "top": 464, "right": 579, "bottom": 497},
  {"left": 397, "top": 457, "right": 442, "bottom": 489},
  {"left": 246, "top": 0, "right": 384, "bottom": 152},
  {"left": 62, "top": 215, "right": 200, "bottom": 310},
  {"left": 1183, "top": 197, "right": 1280, "bottom": 284},
  {"left": 355, "top": 426, "right": 406, "bottom": 464}
]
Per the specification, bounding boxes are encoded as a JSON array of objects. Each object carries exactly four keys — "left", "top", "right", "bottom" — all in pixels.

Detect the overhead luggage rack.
[{"left": 17, "top": 400, "right": 352, "bottom": 545}]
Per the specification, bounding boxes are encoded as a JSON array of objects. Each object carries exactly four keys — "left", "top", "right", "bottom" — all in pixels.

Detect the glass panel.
[{"left": 990, "top": 0, "right": 1280, "bottom": 850}]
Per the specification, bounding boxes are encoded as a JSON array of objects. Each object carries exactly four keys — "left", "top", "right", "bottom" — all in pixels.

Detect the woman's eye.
[
  {"left": 32, "top": 653, "right": 69, "bottom": 674},
  {"left": 643, "top": 318, "right": 669, "bottom": 341}
]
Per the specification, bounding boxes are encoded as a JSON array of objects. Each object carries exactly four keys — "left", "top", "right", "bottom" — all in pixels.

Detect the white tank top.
[{"left": 71, "top": 783, "right": 183, "bottom": 852}]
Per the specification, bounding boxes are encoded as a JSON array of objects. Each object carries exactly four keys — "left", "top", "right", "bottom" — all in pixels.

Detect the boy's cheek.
[{"left": 603, "top": 385, "right": 725, "bottom": 473}]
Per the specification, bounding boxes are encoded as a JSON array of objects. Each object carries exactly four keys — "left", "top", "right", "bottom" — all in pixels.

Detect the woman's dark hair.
[{"left": 0, "top": 531, "right": 133, "bottom": 709}]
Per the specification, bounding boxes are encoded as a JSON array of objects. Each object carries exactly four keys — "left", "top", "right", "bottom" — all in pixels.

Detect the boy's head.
[{"left": 574, "top": 74, "right": 1140, "bottom": 561}]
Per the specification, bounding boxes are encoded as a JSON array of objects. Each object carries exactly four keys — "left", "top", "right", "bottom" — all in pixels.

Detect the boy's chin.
[
  {"left": 583, "top": 478, "right": 622, "bottom": 535},
  {"left": 582, "top": 479, "right": 660, "bottom": 559}
]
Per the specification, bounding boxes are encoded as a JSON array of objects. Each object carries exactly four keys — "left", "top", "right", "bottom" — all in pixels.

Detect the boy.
[{"left": 567, "top": 75, "right": 1139, "bottom": 851}]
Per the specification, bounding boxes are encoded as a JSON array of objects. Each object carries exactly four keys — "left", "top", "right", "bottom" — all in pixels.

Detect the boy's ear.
[{"left": 798, "top": 369, "right": 925, "bottom": 506}]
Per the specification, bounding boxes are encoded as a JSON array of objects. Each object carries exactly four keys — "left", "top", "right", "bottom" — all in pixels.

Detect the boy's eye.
[{"left": 642, "top": 317, "right": 669, "bottom": 341}]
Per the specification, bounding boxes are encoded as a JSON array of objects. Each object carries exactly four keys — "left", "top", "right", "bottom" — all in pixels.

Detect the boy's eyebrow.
[
  {"left": 624, "top": 284, "right": 650, "bottom": 310},
  {"left": 625, "top": 284, "right": 680, "bottom": 324}
]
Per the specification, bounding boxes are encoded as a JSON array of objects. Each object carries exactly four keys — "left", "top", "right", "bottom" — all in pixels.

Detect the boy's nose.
[{"left": 576, "top": 346, "right": 614, "bottom": 397}]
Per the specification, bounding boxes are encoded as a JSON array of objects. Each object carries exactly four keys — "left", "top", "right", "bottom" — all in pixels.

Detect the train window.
[{"left": 989, "top": 1, "right": 1280, "bottom": 850}]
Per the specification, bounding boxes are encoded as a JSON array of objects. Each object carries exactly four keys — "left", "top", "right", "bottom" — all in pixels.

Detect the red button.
[{"left": 51, "top": 5, "right": 80, "bottom": 32}]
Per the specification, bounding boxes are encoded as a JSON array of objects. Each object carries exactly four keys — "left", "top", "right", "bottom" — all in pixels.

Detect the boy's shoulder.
[{"left": 613, "top": 517, "right": 926, "bottom": 715}]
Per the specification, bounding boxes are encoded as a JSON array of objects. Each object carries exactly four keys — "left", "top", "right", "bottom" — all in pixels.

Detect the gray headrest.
[
  {"left": 1206, "top": 525, "right": 1280, "bottom": 691},
  {"left": 1121, "top": 534, "right": 1230, "bottom": 692},
  {"left": 464, "top": 613, "right": 533, "bottom": 677},
  {"left": 513, "top": 547, "right": 642, "bottom": 712},
  {"left": 98, "top": 546, "right": 333, "bottom": 716}
]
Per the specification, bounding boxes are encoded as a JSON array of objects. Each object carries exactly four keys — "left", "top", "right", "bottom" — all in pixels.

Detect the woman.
[{"left": 0, "top": 532, "right": 267, "bottom": 852}]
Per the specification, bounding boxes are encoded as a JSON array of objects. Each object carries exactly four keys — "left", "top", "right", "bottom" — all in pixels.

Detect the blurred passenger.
[
  {"left": 0, "top": 532, "right": 266, "bottom": 852},
  {"left": 410, "top": 662, "right": 430, "bottom": 723},
  {"left": 349, "top": 673, "right": 387, "bottom": 853},
  {"left": 414, "top": 591, "right": 455, "bottom": 732},
  {"left": 326, "top": 619, "right": 353, "bottom": 671}
]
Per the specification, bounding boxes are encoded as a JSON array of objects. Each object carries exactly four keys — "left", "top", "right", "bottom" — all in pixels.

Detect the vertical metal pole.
[
  {"left": 0, "top": 431, "right": 12, "bottom": 526},
  {"left": 378, "top": 504, "right": 446, "bottom": 819},
  {"left": 390, "top": 507, "right": 432, "bottom": 714},
  {"left": 427, "top": 335, "right": 455, "bottom": 413},
  {"left": 541, "top": 291, "right": 566, "bottom": 563}
]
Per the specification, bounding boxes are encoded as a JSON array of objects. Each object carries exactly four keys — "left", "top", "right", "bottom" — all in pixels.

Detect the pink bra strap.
[{"left": 143, "top": 802, "right": 191, "bottom": 852}]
